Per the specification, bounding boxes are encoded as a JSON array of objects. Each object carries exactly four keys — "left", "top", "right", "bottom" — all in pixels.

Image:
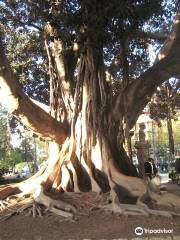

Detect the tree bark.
[
  {"left": 167, "top": 117, "right": 175, "bottom": 159},
  {"left": 0, "top": 38, "right": 69, "bottom": 144}
]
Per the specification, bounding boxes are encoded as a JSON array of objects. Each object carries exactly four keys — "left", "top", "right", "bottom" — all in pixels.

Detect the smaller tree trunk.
[{"left": 167, "top": 117, "right": 174, "bottom": 161}]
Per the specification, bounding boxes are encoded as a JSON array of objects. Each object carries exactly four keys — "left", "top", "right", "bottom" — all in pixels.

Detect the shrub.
[{"left": 169, "top": 170, "right": 176, "bottom": 179}]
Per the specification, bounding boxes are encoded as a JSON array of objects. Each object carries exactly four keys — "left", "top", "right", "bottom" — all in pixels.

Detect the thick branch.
[
  {"left": 128, "top": 58, "right": 180, "bottom": 128},
  {"left": 0, "top": 39, "right": 69, "bottom": 144},
  {"left": 114, "top": 10, "right": 180, "bottom": 128},
  {"left": 132, "top": 30, "right": 168, "bottom": 42}
]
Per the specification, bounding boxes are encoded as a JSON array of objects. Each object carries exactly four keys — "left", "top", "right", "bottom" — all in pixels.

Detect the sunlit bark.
[{"left": 0, "top": 38, "right": 69, "bottom": 144}]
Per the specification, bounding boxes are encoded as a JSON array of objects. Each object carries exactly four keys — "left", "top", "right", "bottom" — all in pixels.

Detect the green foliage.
[
  {"left": 0, "top": 149, "right": 22, "bottom": 169},
  {"left": 0, "top": 105, "right": 19, "bottom": 169},
  {"left": 19, "top": 138, "right": 34, "bottom": 162},
  {"left": 0, "top": 105, "right": 35, "bottom": 169},
  {"left": 149, "top": 76, "right": 180, "bottom": 156},
  {"left": 169, "top": 170, "right": 176, "bottom": 179},
  {"left": 1, "top": 21, "right": 49, "bottom": 103},
  {"left": 0, "top": 105, "right": 9, "bottom": 159},
  {"left": 155, "top": 143, "right": 169, "bottom": 162},
  {"left": 0, "top": 0, "right": 179, "bottom": 103},
  {"left": 153, "top": 117, "right": 180, "bottom": 161},
  {"left": 15, "top": 162, "right": 27, "bottom": 172},
  {"left": 149, "top": 80, "right": 180, "bottom": 126},
  {"left": 15, "top": 162, "right": 33, "bottom": 173},
  {"left": 37, "top": 156, "right": 47, "bottom": 165},
  {"left": 155, "top": 117, "right": 180, "bottom": 143}
]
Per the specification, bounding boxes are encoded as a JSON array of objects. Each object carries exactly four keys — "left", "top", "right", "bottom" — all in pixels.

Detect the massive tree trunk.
[{"left": 0, "top": 37, "right": 146, "bottom": 211}]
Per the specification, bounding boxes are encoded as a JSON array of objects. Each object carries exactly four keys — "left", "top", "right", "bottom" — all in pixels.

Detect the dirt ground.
[
  {"left": 0, "top": 182, "right": 180, "bottom": 240},
  {"left": 0, "top": 210, "right": 180, "bottom": 240}
]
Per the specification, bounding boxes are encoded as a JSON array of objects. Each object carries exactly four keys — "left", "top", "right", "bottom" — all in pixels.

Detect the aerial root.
[
  {"left": 0, "top": 185, "right": 77, "bottom": 222},
  {"left": 33, "top": 185, "right": 76, "bottom": 220},
  {"left": 0, "top": 200, "right": 46, "bottom": 222},
  {"left": 0, "top": 200, "right": 8, "bottom": 211},
  {"left": 32, "top": 201, "right": 43, "bottom": 218}
]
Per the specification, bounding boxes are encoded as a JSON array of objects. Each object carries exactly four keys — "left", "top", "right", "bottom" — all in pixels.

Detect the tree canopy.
[
  {"left": 149, "top": 79, "right": 180, "bottom": 156},
  {"left": 0, "top": 1, "right": 179, "bottom": 130},
  {"left": 149, "top": 79, "right": 180, "bottom": 126}
]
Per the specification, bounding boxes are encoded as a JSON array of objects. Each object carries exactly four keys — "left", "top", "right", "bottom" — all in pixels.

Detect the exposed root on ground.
[
  {"left": 92, "top": 197, "right": 180, "bottom": 218},
  {"left": 33, "top": 185, "right": 76, "bottom": 219},
  {"left": 1, "top": 189, "right": 180, "bottom": 223},
  {"left": 1, "top": 153, "right": 180, "bottom": 222},
  {"left": 0, "top": 194, "right": 75, "bottom": 222},
  {"left": 149, "top": 190, "right": 180, "bottom": 209},
  {"left": 0, "top": 184, "right": 77, "bottom": 222}
]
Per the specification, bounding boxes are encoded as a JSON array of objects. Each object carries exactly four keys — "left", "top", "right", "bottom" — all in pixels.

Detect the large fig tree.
[{"left": 0, "top": 0, "right": 180, "bottom": 215}]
